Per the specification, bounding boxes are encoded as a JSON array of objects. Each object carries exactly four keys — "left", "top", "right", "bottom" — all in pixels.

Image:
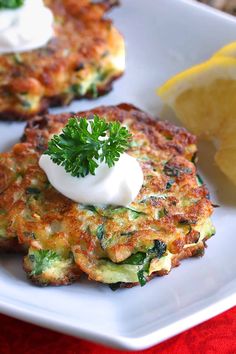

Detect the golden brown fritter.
[
  {"left": 0, "top": 104, "right": 215, "bottom": 287},
  {"left": 0, "top": 0, "right": 125, "bottom": 121}
]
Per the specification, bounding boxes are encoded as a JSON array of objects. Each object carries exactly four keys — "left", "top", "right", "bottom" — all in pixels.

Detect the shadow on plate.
[
  {"left": 0, "top": 121, "right": 25, "bottom": 152},
  {"left": 0, "top": 253, "right": 27, "bottom": 283},
  {"left": 2, "top": 137, "right": 21, "bottom": 152}
]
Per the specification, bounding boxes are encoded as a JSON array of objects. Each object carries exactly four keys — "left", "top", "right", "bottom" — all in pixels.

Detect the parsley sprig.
[
  {"left": 0, "top": 0, "right": 24, "bottom": 9},
  {"left": 45, "top": 115, "right": 132, "bottom": 178},
  {"left": 29, "top": 250, "right": 60, "bottom": 276}
]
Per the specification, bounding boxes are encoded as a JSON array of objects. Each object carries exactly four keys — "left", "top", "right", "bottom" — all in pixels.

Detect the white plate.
[{"left": 0, "top": 0, "right": 236, "bottom": 350}]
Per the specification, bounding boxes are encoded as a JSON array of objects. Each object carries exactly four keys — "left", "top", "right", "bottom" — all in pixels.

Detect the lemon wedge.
[
  {"left": 157, "top": 55, "right": 236, "bottom": 186},
  {"left": 213, "top": 41, "right": 236, "bottom": 59}
]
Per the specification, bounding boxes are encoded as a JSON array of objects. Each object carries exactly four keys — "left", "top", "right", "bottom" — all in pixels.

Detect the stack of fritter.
[{"left": 0, "top": 104, "right": 215, "bottom": 288}]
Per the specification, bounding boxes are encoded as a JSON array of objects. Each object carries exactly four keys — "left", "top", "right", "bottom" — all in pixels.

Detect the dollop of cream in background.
[
  {"left": 39, "top": 153, "right": 144, "bottom": 207},
  {"left": 0, "top": 0, "right": 54, "bottom": 54}
]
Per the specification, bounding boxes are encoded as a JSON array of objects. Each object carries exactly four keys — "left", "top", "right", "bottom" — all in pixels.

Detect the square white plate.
[{"left": 0, "top": 0, "right": 236, "bottom": 350}]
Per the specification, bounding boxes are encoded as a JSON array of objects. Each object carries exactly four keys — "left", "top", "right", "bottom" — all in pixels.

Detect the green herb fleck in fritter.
[{"left": 29, "top": 250, "right": 60, "bottom": 276}]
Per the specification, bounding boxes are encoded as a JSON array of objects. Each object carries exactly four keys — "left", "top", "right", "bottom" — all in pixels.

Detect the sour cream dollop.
[
  {"left": 0, "top": 0, "right": 54, "bottom": 54},
  {"left": 39, "top": 153, "right": 144, "bottom": 207}
]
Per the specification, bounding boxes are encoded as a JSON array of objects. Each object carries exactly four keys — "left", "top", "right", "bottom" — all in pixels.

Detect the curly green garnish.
[
  {"left": 45, "top": 115, "right": 132, "bottom": 178},
  {"left": 0, "top": 0, "right": 24, "bottom": 9}
]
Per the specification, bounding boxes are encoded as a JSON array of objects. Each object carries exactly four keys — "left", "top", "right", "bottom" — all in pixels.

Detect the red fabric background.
[{"left": 0, "top": 306, "right": 235, "bottom": 354}]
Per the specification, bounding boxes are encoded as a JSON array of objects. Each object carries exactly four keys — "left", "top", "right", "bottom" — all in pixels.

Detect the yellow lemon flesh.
[
  {"left": 213, "top": 41, "right": 236, "bottom": 59},
  {"left": 157, "top": 54, "right": 236, "bottom": 186}
]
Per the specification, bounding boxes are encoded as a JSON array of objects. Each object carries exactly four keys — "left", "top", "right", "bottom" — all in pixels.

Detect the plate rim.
[{"left": 0, "top": 288, "right": 235, "bottom": 350}]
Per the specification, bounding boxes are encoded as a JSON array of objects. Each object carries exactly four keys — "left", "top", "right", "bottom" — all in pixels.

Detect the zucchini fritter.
[
  {"left": 0, "top": 104, "right": 215, "bottom": 287},
  {"left": 0, "top": 0, "right": 125, "bottom": 121}
]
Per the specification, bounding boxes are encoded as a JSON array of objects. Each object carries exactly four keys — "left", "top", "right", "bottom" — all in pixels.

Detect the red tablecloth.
[{"left": 0, "top": 306, "right": 235, "bottom": 354}]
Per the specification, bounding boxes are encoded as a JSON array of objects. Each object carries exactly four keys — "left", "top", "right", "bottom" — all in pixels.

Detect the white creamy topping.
[
  {"left": 39, "top": 153, "right": 144, "bottom": 207},
  {"left": 0, "top": 0, "right": 54, "bottom": 54}
]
